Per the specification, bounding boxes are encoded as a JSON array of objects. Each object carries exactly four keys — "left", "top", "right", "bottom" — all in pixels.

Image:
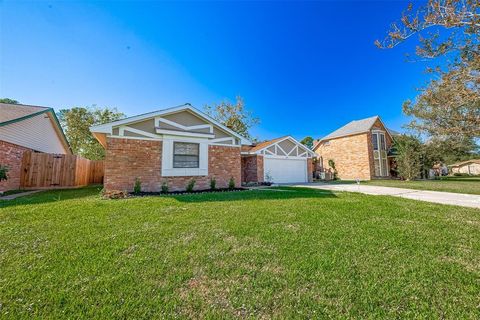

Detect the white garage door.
[{"left": 264, "top": 157, "right": 307, "bottom": 183}]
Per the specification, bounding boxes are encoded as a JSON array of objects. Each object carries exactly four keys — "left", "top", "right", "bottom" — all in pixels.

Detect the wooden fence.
[{"left": 20, "top": 152, "right": 104, "bottom": 189}]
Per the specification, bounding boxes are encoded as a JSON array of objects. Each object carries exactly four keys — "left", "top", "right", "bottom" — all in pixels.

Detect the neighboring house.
[
  {"left": 241, "top": 136, "right": 316, "bottom": 184},
  {"left": 449, "top": 159, "right": 480, "bottom": 175},
  {"left": 313, "top": 116, "right": 397, "bottom": 180},
  {"left": 0, "top": 103, "right": 71, "bottom": 192}
]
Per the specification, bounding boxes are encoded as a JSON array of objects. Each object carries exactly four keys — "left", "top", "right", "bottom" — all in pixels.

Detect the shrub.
[
  {"left": 228, "top": 177, "right": 235, "bottom": 190},
  {"left": 133, "top": 177, "right": 142, "bottom": 194},
  {"left": 0, "top": 165, "right": 8, "bottom": 182},
  {"left": 394, "top": 135, "right": 422, "bottom": 181},
  {"left": 186, "top": 179, "right": 196, "bottom": 192},
  {"left": 161, "top": 181, "right": 169, "bottom": 193},
  {"left": 210, "top": 177, "right": 216, "bottom": 190},
  {"left": 328, "top": 159, "right": 338, "bottom": 180}
]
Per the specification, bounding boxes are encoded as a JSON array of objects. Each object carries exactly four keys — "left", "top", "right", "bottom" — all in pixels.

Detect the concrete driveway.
[{"left": 292, "top": 183, "right": 480, "bottom": 209}]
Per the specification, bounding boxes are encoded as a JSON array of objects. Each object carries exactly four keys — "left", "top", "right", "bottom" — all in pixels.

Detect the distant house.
[
  {"left": 0, "top": 103, "right": 71, "bottom": 192},
  {"left": 313, "top": 116, "right": 398, "bottom": 180},
  {"left": 449, "top": 159, "right": 480, "bottom": 175}
]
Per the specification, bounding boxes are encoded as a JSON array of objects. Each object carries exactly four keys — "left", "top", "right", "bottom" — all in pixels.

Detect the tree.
[
  {"left": 424, "top": 135, "right": 479, "bottom": 164},
  {"left": 58, "top": 106, "right": 124, "bottom": 160},
  {"left": 394, "top": 135, "right": 423, "bottom": 180},
  {"left": 0, "top": 98, "right": 19, "bottom": 104},
  {"left": 300, "top": 136, "right": 314, "bottom": 149},
  {"left": 204, "top": 96, "right": 259, "bottom": 141},
  {"left": 376, "top": 0, "right": 480, "bottom": 139}
]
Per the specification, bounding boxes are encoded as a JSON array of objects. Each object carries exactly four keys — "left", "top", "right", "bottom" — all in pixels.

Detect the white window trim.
[{"left": 161, "top": 136, "right": 208, "bottom": 177}]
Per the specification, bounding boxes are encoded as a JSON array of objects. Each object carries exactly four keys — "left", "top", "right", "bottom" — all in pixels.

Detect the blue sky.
[{"left": 0, "top": 1, "right": 431, "bottom": 140}]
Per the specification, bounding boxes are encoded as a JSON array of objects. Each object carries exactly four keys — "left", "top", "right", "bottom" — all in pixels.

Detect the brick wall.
[
  {"left": 104, "top": 138, "right": 241, "bottom": 192},
  {"left": 307, "top": 158, "right": 313, "bottom": 182},
  {"left": 0, "top": 140, "right": 31, "bottom": 192},
  {"left": 315, "top": 133, "right": 372, "bottom": 180},
  {"left": 241, "top": 155, "right": 264, "bottom": 183}
]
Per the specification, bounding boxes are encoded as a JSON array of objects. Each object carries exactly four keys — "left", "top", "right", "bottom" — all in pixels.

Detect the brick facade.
[
  {"left": 307, "top": 158, "right": 313, "bottom": 182},
  {"left": 315, "top": 133, "right": 372, "bottom": 180},
  {"left": 0, "top": 140, "right": 31, "bottom": 192},
  {"left": 315, "top": 118, "right": 393, "bottom": 180},
  {"left": 104, "top": 138, "right": 241, "bottom": 192},
  {"left": 241, "top": 155, "right": 264, "bottom": 183}
]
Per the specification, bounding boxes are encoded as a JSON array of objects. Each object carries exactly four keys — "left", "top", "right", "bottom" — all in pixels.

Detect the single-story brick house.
[
  {"left": 90, "top": 104, "right": 315, "bottom": 192},
  {"left": 449, "top": 159, "right": 480, "bottom": 175},
  {"left": 0, "top": 103, "right": 71, "bottom": 192},
  {"left": 313, "top": 116, "right": 398, "bottom": 180}
]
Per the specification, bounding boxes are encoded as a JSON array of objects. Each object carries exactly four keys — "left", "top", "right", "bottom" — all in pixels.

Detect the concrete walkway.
[
  {"left": 292, "top": 183, "right": 480, "bottom": 209},
  {"left": 0, "top": 190, "right": 43, "bottom": 200}
]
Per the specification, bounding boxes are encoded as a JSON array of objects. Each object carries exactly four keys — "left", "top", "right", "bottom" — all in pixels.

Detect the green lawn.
[
  {"left": 362, "top": 176, "right": 480, "bottom": 195},
  {"left": 1, "top": 186, "right": 479, "bottom": 319}
]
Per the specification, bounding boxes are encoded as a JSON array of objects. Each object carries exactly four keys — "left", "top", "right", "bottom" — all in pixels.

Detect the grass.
[
  {"left": 1, "top": 186, "right": 479, "bottom": 319},
  {"left": 362, "top": 176, "right": 480, "bottom": 195}
]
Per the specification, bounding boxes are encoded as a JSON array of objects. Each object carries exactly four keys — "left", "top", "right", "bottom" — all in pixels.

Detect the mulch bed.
[{"left": 130, "top": 188, "right": 247, "bottom": 196}]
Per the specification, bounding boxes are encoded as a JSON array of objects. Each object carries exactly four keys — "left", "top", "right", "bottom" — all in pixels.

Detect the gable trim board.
[{"left": 90, "top": 103, "right": 251, "bottom": 146}]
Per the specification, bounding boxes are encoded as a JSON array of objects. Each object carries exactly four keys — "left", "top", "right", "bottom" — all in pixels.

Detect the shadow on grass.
[
  {"left": 0, "top": 185, "right": 103, "bottom": 209},
  {"left": 171, "top": 186, "right": 337, "bottom": 203}
]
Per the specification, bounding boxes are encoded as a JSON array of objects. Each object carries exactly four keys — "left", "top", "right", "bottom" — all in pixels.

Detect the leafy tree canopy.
[
  {"left": 204, "top": 96, "right": 259, "bottom": 141},
  {"left": 0, "top": 98, "right": 19, "bottom": 104},
  {"left": 58, "top": 106, "right": 124, "bottom": 160},
  {"left": 377, "top": 0, "right": 480, "bottom": 140},
  {"left": 300, "top": 136, "right": 314, "bottom": 149}
]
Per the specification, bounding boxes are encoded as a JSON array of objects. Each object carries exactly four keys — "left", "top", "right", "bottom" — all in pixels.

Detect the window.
[
  {"left": 372, "top": 134, "right": 378, "bottom": 150},
  {"left": 173, "top": 142, "right": 199, "bottom": 168},
  {"left": 324, "top": 141, "right": 330, "bottom": 146},
  {"left": 380, "top": 134, "right": 386, "bottom": 151},
  {"left": 372, "top": 131, "right": 388, "bottom": 176}
]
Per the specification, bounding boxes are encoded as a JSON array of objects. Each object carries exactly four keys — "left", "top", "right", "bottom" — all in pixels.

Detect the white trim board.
[{"left": 90, "top": 104, "right": 251, "bottom": 145}]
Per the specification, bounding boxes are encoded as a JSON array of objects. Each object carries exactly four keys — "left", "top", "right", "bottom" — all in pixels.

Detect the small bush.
[
  {"left": 161, "top": 181, "right": 169, "bottom": 193},
  {"left": 210, "top": 177, "right": 217, "bottom": 190},
  {"left": 186, "top": 179, "right": 196, "bottom": 192},
  {"left": 133, "top": 178, "right": 142, "bottom": 194},
  {"left": 228, "top": 177, "right": 235, "bottom": 190},
  {"left": 0, "top": 165, "right": 8, "bottom": 182}
]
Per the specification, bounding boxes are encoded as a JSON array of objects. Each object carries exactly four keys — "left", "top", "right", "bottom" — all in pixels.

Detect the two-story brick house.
[{"left": 313, "top": 116, "right": 397, "bottom": 180}]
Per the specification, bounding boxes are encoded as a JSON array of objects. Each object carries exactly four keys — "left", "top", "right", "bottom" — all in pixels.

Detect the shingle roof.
[
  {"left": 320, "top": 116, "right": 380, "bottom": 141},
  {"left": 242, "top": 136, "right": 289, "bottom": 152},
  {"left": 0, "top": 103, "right": 49, "bottom": 124}
]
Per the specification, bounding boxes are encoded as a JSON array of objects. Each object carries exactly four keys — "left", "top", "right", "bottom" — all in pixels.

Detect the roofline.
[
  {"left": 448, "top": 159, "right": 480, "bottom": 167},
  {"left": 0, "top": 107, "right": 72, "bottom": 154},
  {"left": 90, "top": 103, "right": 252, "bottom": 145},
  {"left": 0, "top": 108, "right": 51, "bottom": 127},
  {"left": 313, "top": 116, "right": 393, "bottom": 151}
]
